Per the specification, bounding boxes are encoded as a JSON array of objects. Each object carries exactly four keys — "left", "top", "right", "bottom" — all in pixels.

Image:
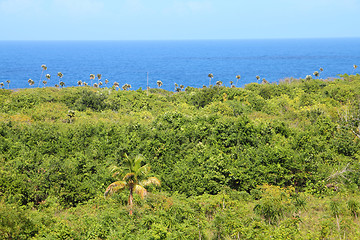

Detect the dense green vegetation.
[{"left": 1, "top": 74, "right": 360, "bottom": 239}]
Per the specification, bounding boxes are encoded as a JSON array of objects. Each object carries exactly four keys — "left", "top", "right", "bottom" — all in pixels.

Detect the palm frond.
[
  {"left": 136, "top": 164, "right": 150, "bottom": 177},
  {"left": 140, "top": 177, "right": 161, "bottom": 187},
  {"left": 123, "top": 153, "right": 134, "bottom": 172},
  {"left": 134, "top": 155, "right": 144, "bottom": 172},
  {"left": 134, "top": 185, "right": 148, "bottom": 199},
  {"left": 123, "top": 172, "right": 136, "bottom": 182},
  {"left": 104, "top": 181, "right": 127, "bottom": 198},
  {"left": 110, "top": 165, "right": 124, "bottom": 178}
]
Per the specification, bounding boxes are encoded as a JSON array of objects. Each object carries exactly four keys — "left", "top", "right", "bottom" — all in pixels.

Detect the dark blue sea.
[{"left": 0, "top": 39, "right": 360, "bottom": 91}]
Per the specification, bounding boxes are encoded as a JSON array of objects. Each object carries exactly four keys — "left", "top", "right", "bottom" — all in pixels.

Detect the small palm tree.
[
  {"left": 208, "top": 73, "right": 213, "bottom": 86},
  {"left": 59, "top": 81, "right": 65, "bottom": 88},
  {"left": 104, "top": 154, "right": 161, "bottom": 215},
  {"left": 83, "top": 82, "right": 88, "bottom": 86},
  {"left": 90, "top": 74, "right": 95, "bottom": 86},
  {"left": 313, "top": 71, "right": 319, "bottom": 78},
  {"left": 236, "top": 75, "right": 241, "bottom": 87},
  {"left": 6, "top": 80, "right": 10, "bottom": 89},
  {"left": 216, "top": 81, "right": 223, "bottom": 86},
  {"left": 305, "top": 75, "right": 312, "bottom": 81},
  {"left": 28, "top": 79, "right": 35, "bottom": 87},
  {"left": 97, "top": 74, "right": 102, "bottom": 82},
  {"left": 93, "top": 83, "right": 98, "bottom": 88},
  {"left": 157, "top": 80, "right": 163, "bottom": 88},
  {"left": 0, "top": 82, "right": 4, "bottom": 89},
  {"left": 180, "top": 84, "right": 184, "bottom": 91},
  {"left": 67, "top": 110, "right": 75, "bottom": 124},
  {"left": 174, "top": 83, "right": 178, "bottom": 91},
  {"left": 347, "top": 199, "right": 359, "bottom": 219},
  {"left": 39, "top": 64, "right": 47, "bottom": 87},
  {"left": 230, "top": 81, "right": 234, "bottom": 87},
  {"left": 122, "top": 83, "right": 131, "bottom": 91},
  {"left": 77, "top": 80, "right": 82, "bottom": 86},
  {"left": 42, "top": 80, "right": 47, "bottom": 87},
  {"left": 105, "top": 79, "right": 109, "bottom": 87},
  {"left": 99, "top": 81, "right": 103, "bottom": 87},
  {"left": 320, "top": 67, "right": 324, "bottom": 72},
  {"left": 330, "top": 200, "right": 341, "bottom": 231},
  {"left": 55, "top": 84, "right": 59, "bottom": 88},
  {"left": 256, "top": 75, "right": 260, "bottom": 83},
  {"left": 261, "top": 78, "right": 269, "bottom": 84},
  {"left": 353, "top": 64, "right": 358, "bottom": 74},
  {"left": 113, "top": 82, "right": 119, "bottom": 90}
]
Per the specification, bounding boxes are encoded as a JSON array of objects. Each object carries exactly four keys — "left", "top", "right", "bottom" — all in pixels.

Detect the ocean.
[{"left": 0, "top": 38, "right": 359, "bottom": 91}]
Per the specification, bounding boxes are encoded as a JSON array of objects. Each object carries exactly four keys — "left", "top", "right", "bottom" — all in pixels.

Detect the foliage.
[{"left": 1, "top": 75, "right": 360, "bottom": 238}]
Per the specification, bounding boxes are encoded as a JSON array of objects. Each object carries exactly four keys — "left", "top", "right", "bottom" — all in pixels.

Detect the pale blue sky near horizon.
[{"left": 0, "top": 0, "right": 359, "bottom": 41}]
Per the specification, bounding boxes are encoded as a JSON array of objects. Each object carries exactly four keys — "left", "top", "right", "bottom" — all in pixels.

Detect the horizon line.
[{"left": 1, "top": 37, "right": 360, "bottom": 42}]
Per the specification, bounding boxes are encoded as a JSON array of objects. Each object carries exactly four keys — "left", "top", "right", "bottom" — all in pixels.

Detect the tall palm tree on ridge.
[
  {"left": 46, "top": 74, "right": 51, "bottom": 84},
  {"left": 104, "top": 154, "right": 160, "bottom": 215},
  {"left": 236, "top": 75, "right": 241, "bottom": 87},
  {"left": 90, "top": 74, "right": 95, "bottom": 86},
  {"left": 39, "top": 64, "right": 47, "bottom": 87},
  {"left": 57, "top": 72, "right": 63, "bottom": 85},
  {"left": 208, "top": 73, "right": 213, "bottom": 86}
]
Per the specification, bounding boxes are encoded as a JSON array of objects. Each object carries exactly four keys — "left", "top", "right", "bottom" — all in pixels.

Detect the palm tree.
[
  {"left": 313, "top": 71, "right": 319, "bottom": 78},
  {"left": 354, "top": 64, "right": 358, "bottom": 74},
  {"left": 99, "top": 81, "right": 103, "bottom": 87},
  {"left": 77, "top": 80, "right": 82, "bottom": 86},
  {"left": 320, "top": 67, "right": 324, "bottom": 72},
  {"left": 90, "top": 74, "right": 95, "bottom": 86},
  {"left": 104, "top": 154, "right": 160, "bottom": 215},
  {"left": 97, "top": 74, "right": 102, "bottom": 84},
  {"left": 230, "top": 81, "right": 234, "bottom": 87},
  {"left": 6, "top": 80, "right": 10, "bottom": 89},
  {"left": 216, "top": 81, "right": 223, "bottom": 86},
  {"left": 46, "top": 74, "right": 51, "bottom": 83},
  {"left": 59, "top": 81, "right": 65, "bottom": 88},
  {"left": 0, "top": 82, "right": 3, "bottom": 89},
  {"left": 236, "top": 75, "right": 241, "bottom": 87},
  {"left": 174, "top": 83, "right": 178, "bottom": 92},
  {"left": 305, "top": 75, "right": 312, "bottom": 81},
  {"left": 83, "top": 82, "right": 88, "bottom": 86},
  {"left": 93, "top": 83, "right": 98, "bottom": 88},
  {"left": 57, "top": 72, "right": 63, "bottom": 85},
  {"left": 122, "top": 83, "right": 131, "bottom": 91},
  {"left": 157, "top": 80, "right": 163, "bottom": 88},
  {"left": 261, "top": 78, "right": 269, "bottom": 84},
  {"left": 256, "top": 75, "right": 260, "bottom": 83},
  {"left": 28, "top": 78, "right": 35, "bottom": 87},
  {"left": 208, "top": 73, "right": 213, "bottom": 86},
  {"left": 39, "top": 64, "right": 47, "bottom": 87},
  {"left": 105, "top": 79, "right": 109, "bottom": 87},
  {"left": 113, "top": 82, "right": 119, "bottom": 90},
  {"left": 180, "top": 84, "right": 184, "bottom": 91},
  {"left": 55, "top": 84, "right": 59, "bottom": 88},
  {"left": 42, "top": 80, "right": 47, "bottom": 87}
]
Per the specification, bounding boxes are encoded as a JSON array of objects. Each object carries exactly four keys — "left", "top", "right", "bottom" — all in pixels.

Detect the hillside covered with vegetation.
[{"left": 1, "top": 74, "right": 360, "bottom": 239}]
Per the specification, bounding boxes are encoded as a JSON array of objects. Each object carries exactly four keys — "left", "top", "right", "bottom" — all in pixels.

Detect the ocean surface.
[{"left": 0, "top": 39, "right": 360, "bottom": 91}]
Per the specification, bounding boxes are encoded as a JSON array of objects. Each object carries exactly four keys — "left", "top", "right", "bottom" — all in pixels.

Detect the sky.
[{"left": 0, "top": 0, "right": 359, "bottom": 40}]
